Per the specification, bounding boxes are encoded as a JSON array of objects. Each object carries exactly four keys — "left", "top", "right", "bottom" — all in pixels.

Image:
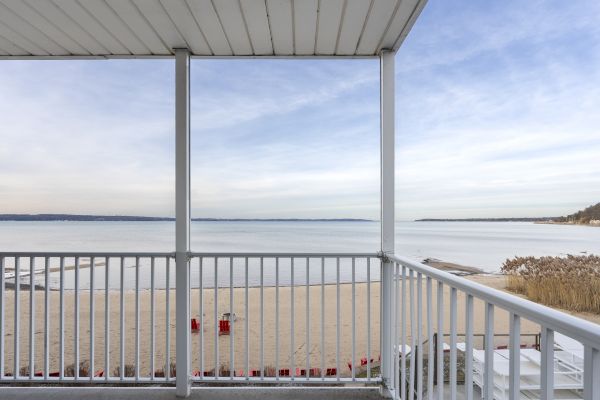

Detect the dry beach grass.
[{"left": 502, "top": 255, "right": 600, "bottom": 313}]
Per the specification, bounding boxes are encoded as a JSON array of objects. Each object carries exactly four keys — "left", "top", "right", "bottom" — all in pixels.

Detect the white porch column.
[
  {"left": 380, "top": 49, "right": 396, "bottom": 392},
  {"left": 175, "top": 48, "right": 191, "bottom": 397}
]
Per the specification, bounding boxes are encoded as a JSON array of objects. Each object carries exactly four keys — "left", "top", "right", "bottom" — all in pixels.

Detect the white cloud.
[{"left": 1, "top": 0, "right": 599, "bottom": 220}]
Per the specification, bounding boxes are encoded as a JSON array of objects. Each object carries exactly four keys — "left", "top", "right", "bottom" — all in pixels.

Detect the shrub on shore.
[
  {"left": 501, "top": 255, "right": 600, "bottom": 313},
  {"left": 113, "top": 364, "right": 136, "bottom": 377}
]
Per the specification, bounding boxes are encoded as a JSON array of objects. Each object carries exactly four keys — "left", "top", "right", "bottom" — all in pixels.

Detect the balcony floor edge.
[{"left": 0, "top": 386, "right": 384, "bottom": 400}]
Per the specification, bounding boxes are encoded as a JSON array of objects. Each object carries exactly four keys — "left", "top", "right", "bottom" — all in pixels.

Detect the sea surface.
[{"left": 1, "top": 221, "right": 599, "bottom": 289}]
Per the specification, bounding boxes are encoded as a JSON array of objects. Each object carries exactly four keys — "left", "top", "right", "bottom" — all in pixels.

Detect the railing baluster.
[
  {"left": 230, "top": 257, "right": 234, "bottom": 379},
  {"left": 380, "top": 259, "right": 383, "bottom": 386},
  {"left": 409, "top": 269, "right": 416, "bottom": 400},
  {"left": 436, "top": 282, "right": 444, "bottom": 400},
  {"left": 465, "top": 295, "right": 474, "bottom": 400},
  {"left": 417, "top": 273, "right": 423, "bottom": 400},
  {"left": 449, "top": 287, "right": 457, "bottom": 400},
  {"left": 59, "top": 257, "right": 64, "bottom": 380},
  {"left": 14, "top": 256, "right": 20, "bottom": 379},
  {"left": 427, "top": 277, "right": 433, "bottom": 400},
  {"left": 291, "top": 257, "right": 295, "bottom": 379},
  {"left": 214, "top": 257, "right": 218, "bottom": 378},
  {"left": 541, "top": 327, "right": 554, "bottom": 400},
  {"left": 199, "top": 257, "right": 203, "bottom": 378},
  {"left": 393, "top": 262, "right": 399, "bottom": 397},
  {"left": 366, "top": 257, "right": 371, "bottom": 381},
  {"left": 150, "top": 257, "right": 155, "bottom": 380},
  {"left": 44, "top": 257, "right": 49, "bottom": 379},
  {"left": 276, "top": 257, "right": 280, "bottom": 380},
  {"left": 509, "top": 312, "right": 520, "bottom": 400},
  {"left": 484, "top": 303, "right": 494, "bottom": 400},
  {"left": 260, "top": 257, "right": 264, "bottom": 379},
  {"left": 351, "top": 257, "right": 356, "bottom": 382},
  {"left": 401, "top": 264, "right": 407, "bottom": 399},
  {"left": 583, "top": 345, "right": 600, "bottom": 400},
  {"left": 306, "top": 257, "right": 310, "bottom": 380},
  {"left": 29, "top": 257, "right": 35, "bottom": 379},
  {"left": 134, "top": 256, "right": 140, "bottom": 380},
  {"left": 244, "top": 257, "right": 249, "bottom": 379},
  {"left": 166, "top": 257, "right": 171, "bottom": 380},
  {"left": 336, "top": 257, "right": 340, "bottom": 381},
  {"left": 75, "top": 257, "right": 80, "bottom": 380},
  {"left": 104, "top": 257, "right": 110, "bottom": 381},
  {"left": 0, "top": 256, "right": 4, "bottom": 379},
  {"left": 119, "top": 257, "right": 124, "bottom": 380},
  {"left": 90, "top": 256, "right": 95, "bottom": 380}
]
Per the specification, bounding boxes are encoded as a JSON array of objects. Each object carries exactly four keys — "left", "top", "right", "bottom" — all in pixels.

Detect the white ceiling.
[{"left": 0, "top": 0, "right": 427, "bottom": 58}]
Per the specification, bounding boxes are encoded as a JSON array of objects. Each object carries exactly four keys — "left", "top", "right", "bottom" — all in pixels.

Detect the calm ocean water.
[{"left": 1, "top": 221, "right": 599, "bottom": 289}]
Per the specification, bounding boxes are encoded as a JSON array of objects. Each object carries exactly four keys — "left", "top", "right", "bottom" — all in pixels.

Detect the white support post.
[
  {"left": 584, "top": 346, "right": 600, "bottom": 400},
  {"left": 541, "top": 327, "right": 555, "bottom": 400},
  {"left": 380, "top": 49, "right": 395, "bottom": 394},
  {"left": 175, "top": 48, "right": 191, "bottom": 398}
]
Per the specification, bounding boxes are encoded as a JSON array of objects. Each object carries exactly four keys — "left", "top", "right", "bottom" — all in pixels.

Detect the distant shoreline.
[
  {"left": 534, "top": 220, "right": 600, "bottom": 227},
  {"left": 417, "top": 201, "right": 600, "bottom": 226},
  {"left": 415, "top": 218, "right": 599, "bottom": 226},
  {"left": 0, "top": 214, "right": 372, "bottom": 222},
  {"left": 415, "top": 217, "right": 558, "bottom": 222}
]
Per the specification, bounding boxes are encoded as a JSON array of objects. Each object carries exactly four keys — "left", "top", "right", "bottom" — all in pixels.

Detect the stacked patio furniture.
[
  {"left": 554, "top": 333, "right": 584, "bottom": 374},
  {"left": 458, "top": 338, "right": 584, "bottom": 399}
]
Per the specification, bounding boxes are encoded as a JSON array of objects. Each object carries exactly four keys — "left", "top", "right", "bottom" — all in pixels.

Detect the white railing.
[
  {"left": 187, "top": 253, "right": 380, "bottom": 383},
  {"left": 0, "top": 252, "right": 175, "bottom": 383},
  {"left": 1, "top": 251, "right": 599, "bottom": 400},
  {"left": 0, "top": 252, "right": 380, "bottom": 384},
  {"left": 388, "top": 254, "right": 600, "bottom": 400}
]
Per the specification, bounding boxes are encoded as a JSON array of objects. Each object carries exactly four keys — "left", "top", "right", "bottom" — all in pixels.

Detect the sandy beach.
[{"left": 2, "top": 275, "right": 598, "bottom": 378}]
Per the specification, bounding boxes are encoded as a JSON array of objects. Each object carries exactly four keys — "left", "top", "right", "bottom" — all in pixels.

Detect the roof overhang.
[{"left": 0, "top": 0, "right": 427, "bottom": 60}]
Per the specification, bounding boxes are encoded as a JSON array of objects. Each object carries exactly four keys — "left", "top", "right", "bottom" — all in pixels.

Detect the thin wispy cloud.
[{"left": 0, "top": 0, "right": 599, "bottom": 219}]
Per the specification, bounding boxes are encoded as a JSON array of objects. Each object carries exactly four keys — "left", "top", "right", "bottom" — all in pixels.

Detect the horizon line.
[{"left": 0, "top": 213, "right": 375, "bottom": 222}]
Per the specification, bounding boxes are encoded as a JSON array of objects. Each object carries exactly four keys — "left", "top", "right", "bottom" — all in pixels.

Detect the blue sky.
[{"left": 1, "top": 0, "right": 599, "bottom": 220}]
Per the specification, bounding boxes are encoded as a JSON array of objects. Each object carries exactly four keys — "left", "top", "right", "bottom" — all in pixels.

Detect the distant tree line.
[
  {"left": 416, "top": 217, "right": 557, "bottom": 222},
  {"left": 555, "top": 202, "right": 600, "bottom": 224},
  {"left": 417, "top": 202, "right": 600, "bottom": 225},
  {"left": 0, "top": 214, "right": 173, "bottom": 221}
]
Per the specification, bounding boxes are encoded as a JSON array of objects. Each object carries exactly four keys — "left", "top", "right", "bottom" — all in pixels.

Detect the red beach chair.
[
  {"left": 218, "top": 320, "right": 230, "bottom": 336},
  {"left": 278, "top": 368, "right": 290, "bottom": 376},
  {"left": 94, "top": 369, "right": 104, "bottom": 377},
  {"left": 360, "top": 357, "right": 373, "bottom": 367},
  {"left": 325, "top": 367, "right": 337, "bottom": 376},
  {"left": 191, "top": 318, "right": 200, "bottom": 332}
]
